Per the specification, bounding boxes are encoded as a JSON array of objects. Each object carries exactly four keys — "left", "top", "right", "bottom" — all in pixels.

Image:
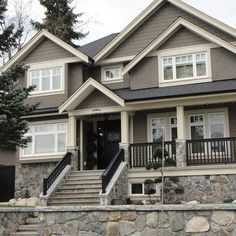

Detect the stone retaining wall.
[
  {"left": 15, "top": 162, "right": 56, "bottom": 197},
  {"left": 2, "top": 205, "right": 236, "bottom": 235}
]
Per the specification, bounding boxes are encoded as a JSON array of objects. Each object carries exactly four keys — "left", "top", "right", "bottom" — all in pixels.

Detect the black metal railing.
[
  {"left": 187, "top": 137, "right": 236, "bottom": 166},
  {"left": 43, "top": 152, "right": 72, "bottom": 195},
  {"left": 101, "top": 149, "right": 124, "bottom": 193},
  {"left": 129, "top": 141, "right": 176, "bottom": 168}
]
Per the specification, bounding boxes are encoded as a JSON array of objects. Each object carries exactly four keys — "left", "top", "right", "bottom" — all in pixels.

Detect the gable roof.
[
  {"left": 1, "top": 29, "right": 91, "bottom": 73},
  {"left": 94, "top": 0, "right": 236, "bottom": 62},
  {"left": 59, "top": 78, "right": 124, "bottom": 113},
  {"left": 123, "top": 18, "right": 236, "bottom": 75},
  {"left": 79, "top": 33, "right": 119, "bottom": 58}
]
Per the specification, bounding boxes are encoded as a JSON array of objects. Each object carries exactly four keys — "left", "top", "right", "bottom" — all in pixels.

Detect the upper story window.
[
  {"left": 158, "top": 46, "right": 211, "bottom": 87},
  {"left": 27, "top": 62, "right": 65, "bottom": 96},
  {"left": 163, "top": 52, "right": 207, "bottom": 81},
  {"left": 101, "top": 64, "right": 123, "bottom": 84},
  {"left": 30, "top": 67, "right": 62, "bottom": 94}
]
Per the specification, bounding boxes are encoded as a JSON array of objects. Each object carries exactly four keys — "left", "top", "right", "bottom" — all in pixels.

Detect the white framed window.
[
  {"left": 130, "top": 182, "right": 157, "bottom": 195},
  {"left": 170, "top": 117, "right": 177, "bottom": 141},
  {"left": 150, "top": 117, "right": 165, "bottom": 142},
  {"left": 101, "top": 64, "right": 123, "bottom": 84},
  {"left": 158, "top": 46, "right": 212, "bottom": 87},
  {"left": 208, "top": 113, "right": 225, "bottom": 139},
  {"left": 189, "top": 114, "right": 205, "bottom": 140},
  {"left": 162, "top": 52, "right": 207, "bottom": 81},
  {"left": 22, "top": 123, "right": 67, "bottom": 157}
]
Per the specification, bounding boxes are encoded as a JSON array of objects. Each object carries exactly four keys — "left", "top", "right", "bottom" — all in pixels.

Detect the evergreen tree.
[
  {"left": 0, "top": 64, "right": 37, "bottom": 151},
  {"left": 32, "top": 0, "right": 87, "bottom": 45}
]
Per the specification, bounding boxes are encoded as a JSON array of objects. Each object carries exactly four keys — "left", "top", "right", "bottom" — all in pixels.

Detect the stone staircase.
[
  {"left": 11, "top": 215, "right": 39, "bottom": 236},
  {"left": 48, "top": 170, "right": 104, "bottom": 206}
]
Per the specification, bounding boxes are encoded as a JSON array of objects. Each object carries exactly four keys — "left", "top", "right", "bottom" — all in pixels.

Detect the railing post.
[
  {"left": 175, "top": 139, "right": 187, "bottom": 167},
  {"left": 119, "top": 143, "right": 130, "bottom": 164}
]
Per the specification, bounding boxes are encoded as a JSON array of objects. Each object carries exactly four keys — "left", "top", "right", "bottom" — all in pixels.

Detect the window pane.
[
  {"left": 105, "top": 68, "right": 120, "bottom": 80},
  {"left": 35, "top": 134, "right": 55, "bottom": 154},
  {"left": 52, "top": 75, "right": 61, "bottom": 90},
  {"left": 58, "top": 133, "right": 66, "bottom": 152},
  {"left": 24, "top": 139, "right": 32, "bottom": 155},
  {"left": 31, "top": 78, "right": 39, "bottom": 92},
  {"left": 171, "top": 127, "right": 177, "bottom": 141},
  {"left": 42, "top": 75, "right": 50, "bottom": 91},
  {"left": 191, "top": 125, "right": 204, "bottom": 140},
  {"left": 164, "top": 66, "right": 173, "bottom": 80},
  {"left": 197, "top": 62, "right": 206, "bottom": 77},
  {"left": 210, "top": 124, "right": 224, "bottom": 138},
  {"left": 152, "top": 118, "right": 165, "bottom": 142},
  {"left": 131, "top": 183, "right": 143, "bottom": 194},
  {"left": 209, "top": 114, "right": 224, "bottom": 123},
  {"left": 176, "top": 64, "right": 193, "bottom": 79}
]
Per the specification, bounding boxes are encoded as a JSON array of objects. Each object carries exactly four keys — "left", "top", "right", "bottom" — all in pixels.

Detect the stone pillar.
[
  {"left": 119, "top": 143, "right": 130, "bottom": 164},
  {"left": 176, "top": 139, "right": 187, "bottom": 167},
  {"left": 67, "top": 146, "right": 78, "bottom": 170}
]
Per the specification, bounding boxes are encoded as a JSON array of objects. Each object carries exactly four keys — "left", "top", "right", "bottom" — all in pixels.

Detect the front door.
[{"left": 97, "top": 120, "right": 121, "bottom": 169}]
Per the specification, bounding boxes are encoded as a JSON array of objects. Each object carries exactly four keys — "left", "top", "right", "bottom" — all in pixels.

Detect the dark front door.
[
  {"left": 97, "top": 120, "right": 121, "bottom": 169},
  {"left": 0, "top": 165, "right": 15, "bottom": 201}
]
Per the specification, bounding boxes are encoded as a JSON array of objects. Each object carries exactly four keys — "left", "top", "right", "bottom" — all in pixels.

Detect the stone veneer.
[
  {"left": 15, "top": 162, "right": 56, "bottom": 198},
  {"left": 2, "top": 205, "right": 236, "bottom": 235}
]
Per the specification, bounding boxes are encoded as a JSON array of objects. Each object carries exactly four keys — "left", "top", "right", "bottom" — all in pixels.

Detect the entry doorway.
[{"left": 97, "top": 120, "right": 121, "bottom": 169}]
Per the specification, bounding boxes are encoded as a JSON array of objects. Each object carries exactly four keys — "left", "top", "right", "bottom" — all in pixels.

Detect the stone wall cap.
[{"left": 1, "top": 204, "right": 236, "bottom": 213}]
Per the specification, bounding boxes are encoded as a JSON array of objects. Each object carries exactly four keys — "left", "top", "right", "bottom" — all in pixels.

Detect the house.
[{"left": 2, "top": 0, "right": 236, "bottom": 205}]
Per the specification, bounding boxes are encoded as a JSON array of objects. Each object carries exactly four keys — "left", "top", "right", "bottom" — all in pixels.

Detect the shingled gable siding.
[
  {"left": 211, "top": 47, "right": 236, "bottom": 81},
  {"left": 107, "top": 2, "right": 235, "bottom": 59},
  {"left": 22, "top": 38, "right": 75, "bottom": 64},
  {"left": 76, "top": 90, "right": 118, "bottom": 110}
]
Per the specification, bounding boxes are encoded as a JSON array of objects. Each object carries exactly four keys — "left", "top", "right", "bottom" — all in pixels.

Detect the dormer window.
[
  {"left": 101, "top": 64, "right": 123, "bottom": 84},
  {"left": 158, "top": 46, "right": 211, "bottom": 87},
  {"left": 28, "top": 62, "right": 65, "bottom": 96}
]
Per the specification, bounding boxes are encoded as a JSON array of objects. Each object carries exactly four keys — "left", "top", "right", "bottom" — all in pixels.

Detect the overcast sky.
[{"left": 10, "top": 0, "right": 236, "bottom": 45}]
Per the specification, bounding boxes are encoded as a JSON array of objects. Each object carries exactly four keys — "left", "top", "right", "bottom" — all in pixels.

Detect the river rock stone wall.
[
  {"left": 2, "top": 205, "right": 236, "bottom": 235},
  {"left": 178, "top": 174, "right": 236, "bottom": 203},
  {"left": 15, "top": 162, "right": 56, "bottom": 198}
]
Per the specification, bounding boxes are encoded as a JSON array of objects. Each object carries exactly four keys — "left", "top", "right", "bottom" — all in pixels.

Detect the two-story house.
[{"left": 2, "top": 0, "right": 236, "bottom": 205}]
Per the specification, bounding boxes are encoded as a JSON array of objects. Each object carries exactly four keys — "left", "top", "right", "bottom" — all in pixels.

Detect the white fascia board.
[
  {"left": 94, "top": 0, "right": 165, "bottom": 62},
  {"left": 1, "top": 30, "right": 90, "bottom": 73},
  {"left": 59, "top": 78, "right": 125, "bottom": 113},
  {"left": 123, "top": 18, "right": 236, "bottom": 75}
]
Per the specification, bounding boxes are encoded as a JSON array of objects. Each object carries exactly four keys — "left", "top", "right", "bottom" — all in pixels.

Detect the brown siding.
[
  {"left": 159, "top": 27, "right": 209, "bottom": 50},
  {"left": 107, "top": 3, "right": 235, "bottom": 59},
  {"left": 68, "top": 63, "right": 83, "bottom": 96},
  {"left": 89, "top": 66, "right": 130, "bottom": 90},
  {"left": 0, "top": 150, "right": 17, "bottom": 165},
  {"left": 229, "top": 106, "right": 236, "bottom": 137},
  {"left": 22, "top": 38, "right": 74, "bottom": 64},
  {"left": 77, "top": 90, "right": 118, "bottom": 109},
  {"left": 211, "top": 47, "right": 236, "bottom": 81},
  {"left": 133, "top": 111, "right": 148, "bottom": 143},
  {"left": 130, "top": 57, "right": 158, "bottom": 90}
]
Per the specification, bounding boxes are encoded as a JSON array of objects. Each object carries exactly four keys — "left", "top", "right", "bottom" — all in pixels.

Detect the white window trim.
[
  {"left": 158, "top": 45, "right": 212, "bottom": 87},
  {"left": 147, "top": 108, "right": 229, "bottom": 142},
  {"left": 188, "top": 114, "right": 206, "bottom": 140},
  {"left": 129, "top": 180, "right": 159, "bottom": 197},
  {"left": 27, "top": 61, "right": 66, "bottom": 97},
  {"left": 19, "top": 120, "right": 68, "bottom": 160},
  {"left": 101, "top": 64, "right": 123, "bottom": 84}
]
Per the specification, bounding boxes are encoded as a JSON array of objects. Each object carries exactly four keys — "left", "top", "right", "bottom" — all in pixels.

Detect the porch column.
[
  {"left": 79, "top": 119, "right": 84, "bottom": 171},
  {"left": 120, "top": 111, "right": 130, "bottom": 163},
  {"left": 176, "top": 106, "right": 187, "bottom": 167},
  {"left": 67, "top": 114, "right": 78, "bottom": 170}
]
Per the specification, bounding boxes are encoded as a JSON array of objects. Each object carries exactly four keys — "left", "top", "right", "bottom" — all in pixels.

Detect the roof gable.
[
  {"left": 94, "top": 0, "right": 236, "bottom": 62},
  {"left": 1, "top": 30, "right": 91, "bottom": 72},
  {"left": 122, "top": 18, "right": 236, "bottom": 75},
  {"left": 59, "top": 78, "right": 124, "bottom": 113}
]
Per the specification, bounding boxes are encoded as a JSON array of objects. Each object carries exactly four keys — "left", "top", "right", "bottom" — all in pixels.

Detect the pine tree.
[
  {"left": 32, "top": 0, "right": 87, "bottom": 46},
  {"left": 0, "top": 64, "right": 38, "bottom": 151}
]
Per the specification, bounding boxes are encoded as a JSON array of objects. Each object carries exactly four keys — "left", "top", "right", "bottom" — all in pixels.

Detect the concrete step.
[
  {"left": 25, "top": 218, "right": 40, "bottom": 225},
  {"left": 58, "top": 185, "right": 101, "bottom": 190},
  {"left": 62, "top": 182, "right": 102, "bottom": 188},
  {"left": 70, "top": 170, "right": 104, "bottom": 176},
  {"left": 54, "top": 193, "right": 99, "bottom": 198},
  {"left": 18, "top": 225, "right": 37, "bottom": 232},
  {"left": 66, "top": 175, "right": 102, "bottom": 180},
  {"left": 52, "top": 195, "right": 99, "bottom": 200},
  {"left": 64, "top": 179, "right": 101, "bottom": 184},
  {"left": 48, "top": 200, "right": 100, "bottom": 206},
  {"left": 11, "top": 232, "right": 37, "bottom": 236},
  {"left": 56, "top": 188, "right": 101, "bottom": 194}
]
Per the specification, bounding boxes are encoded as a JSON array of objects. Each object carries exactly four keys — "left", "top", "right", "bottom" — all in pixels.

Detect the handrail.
[
  {"left": 43, "top": 152, "right": 72, "bottom": 195},
  {"left": 101, "top": 149, "right": 124, "bottom": 193}
]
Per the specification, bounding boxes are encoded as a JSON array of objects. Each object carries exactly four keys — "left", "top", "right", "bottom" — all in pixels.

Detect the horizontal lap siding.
[
  {"left": 228, "top": 106, "right": 236, "bottom": 137},
  {"left": 133, "top": 111, "right": 148, "bottom": 143}
]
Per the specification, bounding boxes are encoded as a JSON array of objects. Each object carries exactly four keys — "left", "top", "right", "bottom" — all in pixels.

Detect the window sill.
[
  {"left": 19, "top": 155, "right": 63, "bottom": 164},
  {"left": 101, "top": 79, "right": 124, "bottom": 84},
  {"left": 29, "top": 91, "right": 65, "bottom": 97},
  {"left": 159, "top": 77, "right": 212, "bottom": 87}
]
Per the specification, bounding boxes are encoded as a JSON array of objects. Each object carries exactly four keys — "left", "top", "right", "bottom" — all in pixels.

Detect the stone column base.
[
  {"left": 67, "top": 146, "right": 79, "bottom": 170},
  {"left": 119, "top": 143, "right": 129, "bottom": 164},
  {"left": 176, "top": 139, "right": 187, "bottom": 167}
]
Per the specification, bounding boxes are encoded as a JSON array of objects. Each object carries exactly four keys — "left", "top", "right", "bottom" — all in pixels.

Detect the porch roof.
[{"left": 114, "top": 78, "right": 236, "bottom": 102}]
